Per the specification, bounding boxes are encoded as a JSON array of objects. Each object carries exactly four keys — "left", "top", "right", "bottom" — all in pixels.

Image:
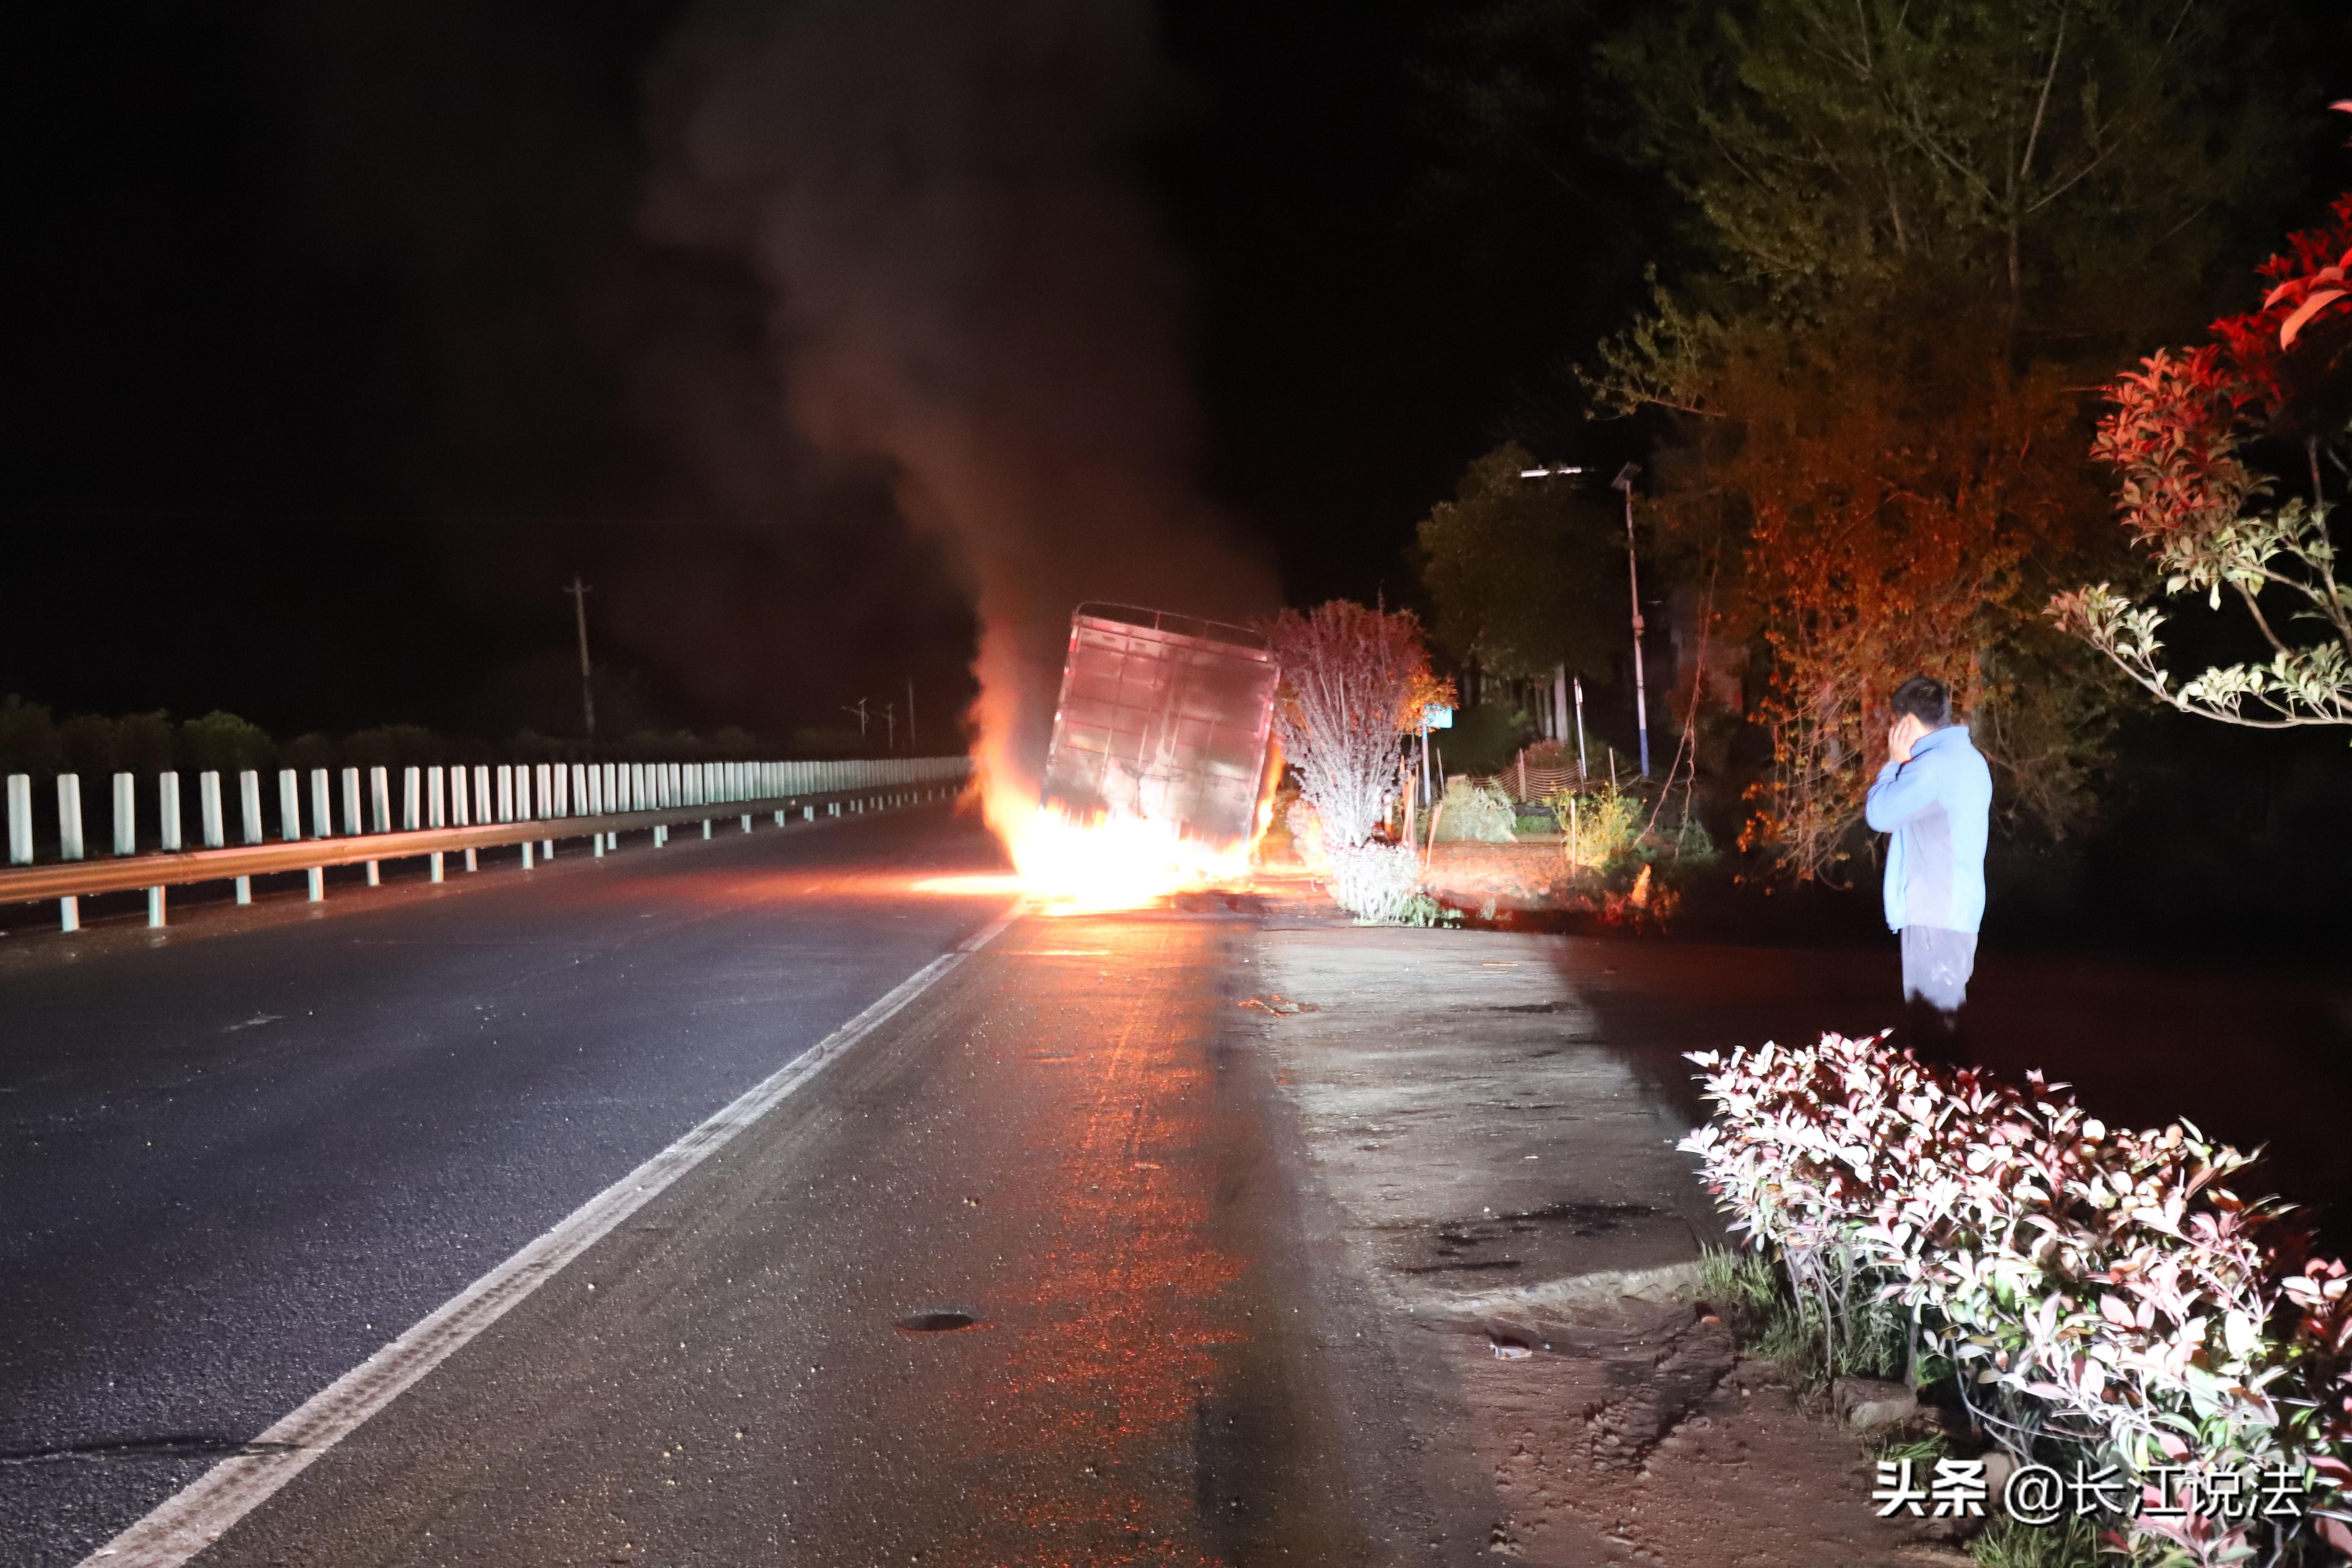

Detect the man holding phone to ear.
[{"left": 1865, "top": 675, "right": 1992, "bottom": 1061}]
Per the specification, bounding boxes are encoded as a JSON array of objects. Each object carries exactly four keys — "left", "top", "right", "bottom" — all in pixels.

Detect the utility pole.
[
  {"left": 906, "top": 678, "right": 917, "bottom": 752},
  {"left": 563, "top": 575, "right": 596, "bottom": 743},
  {"left": 844, "top": 698, "right": 870, "bottom": 738},
  {"left": 1573, "top": 677, "right": 1588, "bottom": 785},
  {"left": 1613, "top": 463, "right": 1651, "bottom": 777},
  {"left": 882, "top": 703, "right": 898, "bottom": 751}
]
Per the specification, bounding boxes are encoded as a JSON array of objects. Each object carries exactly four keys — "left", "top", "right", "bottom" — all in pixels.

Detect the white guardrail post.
[{"left": 7, "top": 774, "right": 31, "bottom": 866}]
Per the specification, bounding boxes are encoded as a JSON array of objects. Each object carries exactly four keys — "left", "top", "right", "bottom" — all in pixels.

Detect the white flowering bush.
[
  {"left": 1325, "top": 841, "right": 1426, "bottom": 923},
  {"left": 1680, "top": 1033, "right": 2352, "bottom": 1565}
]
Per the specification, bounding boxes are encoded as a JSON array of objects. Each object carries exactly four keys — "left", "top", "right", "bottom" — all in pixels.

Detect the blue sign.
[{"left": 1423, "top": 704, "right": 1454, "bottom": 730}]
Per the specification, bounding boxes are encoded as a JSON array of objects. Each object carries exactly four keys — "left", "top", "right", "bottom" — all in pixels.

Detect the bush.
[
  {"left": 1681, "top": 1032, "right": 2352, "bottom": 1565},
  {"left": 1432, "top": 778, "right": 1516, "bottom": 842},
  {"left": 1549, "top": 782, "right": 1642, "bottom": 868},
  {"left": 1326, "top": 841, "right": 1426, "bottom": 922}
]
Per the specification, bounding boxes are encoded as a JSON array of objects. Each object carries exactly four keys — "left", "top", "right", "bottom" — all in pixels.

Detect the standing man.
[{"left": 1864, "top": 676, "right": 1992, "bottom": 1061}]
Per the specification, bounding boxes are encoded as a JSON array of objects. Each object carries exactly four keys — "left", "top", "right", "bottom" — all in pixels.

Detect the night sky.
[{"left": 1, "top": 1, "right": 2343, "bottom": 750}]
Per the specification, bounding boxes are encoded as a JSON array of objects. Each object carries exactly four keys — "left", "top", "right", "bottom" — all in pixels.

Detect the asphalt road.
[{"left": 0, "top": 808, "right": 1440, "bottom": 1568}]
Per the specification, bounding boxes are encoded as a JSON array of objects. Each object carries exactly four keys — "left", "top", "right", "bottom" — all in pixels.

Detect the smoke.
[{"left": 640, "top": 0, "right": 1275, "bottom": 832}]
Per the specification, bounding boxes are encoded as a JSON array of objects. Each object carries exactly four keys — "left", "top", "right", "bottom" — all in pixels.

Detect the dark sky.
[{"left": 0, "top": 1, "right": 2340, "bottom": 747}]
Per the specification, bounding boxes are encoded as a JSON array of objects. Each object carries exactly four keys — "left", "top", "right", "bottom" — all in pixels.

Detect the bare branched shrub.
[{"left": 1265, "top": 601, "right": 1429, "bottom": 850}]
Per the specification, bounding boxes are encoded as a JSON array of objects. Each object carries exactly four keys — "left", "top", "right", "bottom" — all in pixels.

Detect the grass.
[
  {"left": 1697, "top": 1244, "right": 1908, "bottom": 1388},
  {"left": 1971, "top": 1514, "right": 2109, "bottom": 1568}
]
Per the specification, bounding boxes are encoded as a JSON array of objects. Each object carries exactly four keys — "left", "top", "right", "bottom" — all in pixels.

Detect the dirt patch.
[{"left": 1243, "top": 919, "right": 1968, "bottom": 1566}]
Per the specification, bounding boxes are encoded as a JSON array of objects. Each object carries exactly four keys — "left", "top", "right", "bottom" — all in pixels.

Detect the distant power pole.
[
  {"left": 906, "top": 678, "right": 917, "bottom": 752},
  {"left": 843, "top": 697, "right": 870, "bottom": 737},
  {"left": 564, "top": 575, "right": 596, "bottom": 743},
  {"left": 882, "top": 703, "right": 898, "bottom": 751}
]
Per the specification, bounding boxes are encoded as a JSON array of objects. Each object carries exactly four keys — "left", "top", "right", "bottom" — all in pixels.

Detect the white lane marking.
[{"left": 79, "top": 904, "right": 1022, "bottom": 1568}]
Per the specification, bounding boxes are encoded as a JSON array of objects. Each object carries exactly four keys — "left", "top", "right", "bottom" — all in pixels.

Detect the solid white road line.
[{"left": 78, "top": 904, "right": 1022, "bottom": 1568}]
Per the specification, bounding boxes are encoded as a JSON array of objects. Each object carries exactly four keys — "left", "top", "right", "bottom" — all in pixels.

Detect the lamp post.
[{"left": 1612, "top": 462, "right": 1651, "bottom": 778}]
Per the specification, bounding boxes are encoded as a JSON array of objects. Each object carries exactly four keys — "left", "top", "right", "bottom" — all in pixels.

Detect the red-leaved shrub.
[{"left": 1681, "top": 1032, "right": 2352, "bottom": 1564}]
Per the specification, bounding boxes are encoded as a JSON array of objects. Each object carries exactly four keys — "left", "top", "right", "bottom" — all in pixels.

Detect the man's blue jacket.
[{"left": 1863, "top": 723, "right": 1991, "bottom": 935}]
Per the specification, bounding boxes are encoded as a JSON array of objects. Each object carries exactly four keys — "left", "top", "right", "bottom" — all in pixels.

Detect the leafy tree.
[
  {"left": 1415, "top": 442, "right": 1625, "bottom": 685},
  {"left": 2053, "top": 194, "right": 2352, "bottom": 730},
  {"left": 177, "top": 711, "right": 276, "bottom": 776},
  {"left": 1583, "top": 0, "right": 2294, "bottom": 881}
]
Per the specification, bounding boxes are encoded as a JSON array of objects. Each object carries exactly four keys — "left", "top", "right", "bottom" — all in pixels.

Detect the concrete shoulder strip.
[{"left": 79, "top": 903, "right": 1023, "bottom": 1568}]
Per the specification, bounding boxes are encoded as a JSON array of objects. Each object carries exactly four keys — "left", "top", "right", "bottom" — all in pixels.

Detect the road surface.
[{"left": 0, "top": 807, "right": 1439, "bottom": 1567}]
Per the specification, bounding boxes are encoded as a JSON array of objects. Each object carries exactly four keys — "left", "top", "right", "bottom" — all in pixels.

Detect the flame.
[{"left": 998, "top": 802, "right": 1252, "bottom": 914}]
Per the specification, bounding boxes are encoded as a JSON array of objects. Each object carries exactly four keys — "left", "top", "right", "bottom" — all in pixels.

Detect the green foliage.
[
  {"left": 1415, "top": 443, "right": 1625, "bottom": 680},
  {"left": 177, "top": 711, "right": 276, "bottom": 775},
  {"left": 1593, "top": 0, "right": 2286, "bottom": 327},
  {"left": 1548, "top": 781, "right": 1641, "bottom": 868},
  {"left": 1432, "top": 778, "right": 1517, "bottom": 842},
  {"left": 0, "top": 695, "right": 63, "bottom": 776},
  {"left": 1971, "top": 1514, "right": 2107, "bottom": 1568},
  {"left": 1434, "top": 701, "right": 1529, "bottom": 776},
  {"left": 1391, "top": 891, "right": 1464, "bottom": 928}
]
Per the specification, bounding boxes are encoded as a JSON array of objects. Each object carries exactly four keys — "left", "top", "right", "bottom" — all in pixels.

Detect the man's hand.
[{"left": 1888, "top": 715, "right": 1929, "bottom": 766}]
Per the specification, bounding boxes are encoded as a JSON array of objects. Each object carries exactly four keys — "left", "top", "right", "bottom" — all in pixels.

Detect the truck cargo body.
[{"left": 1038, "top": 604, "right": 1279, "bottom": 847}]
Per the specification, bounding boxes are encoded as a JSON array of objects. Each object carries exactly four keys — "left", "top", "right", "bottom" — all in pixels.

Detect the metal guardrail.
[{"left": 0, "top": 762, "right": 970, "bottom": 930}]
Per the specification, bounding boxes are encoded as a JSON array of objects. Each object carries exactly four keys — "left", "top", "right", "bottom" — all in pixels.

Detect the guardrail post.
[
  {"left": 428, "top": 766, "right": 446, "bottom": 829},
  {"left": 533, "top": 764, "right": 551, "bottom": 823},
  {"left": 431, "top": 851, "right": 445, "bottom": 882},
  {"left": 112, "top": 772, "right": 136, "bottom": 855},
  {"left": 453, "top": 767, "right": 472, "bottom": 827},
  {"left": 403, "top": 767, "right": 421, "bottom": 831},
  {"left": 497, "top": 766, "right": 514, "bottom": 824},
  {"left": 57, "top": 775, "right": 83, "bottom": 930},
  {"left": 239, "top": 771, "right": 263, "bottom": 844},
  {"left": 276, "top": 770, "right": 300, "bottom": 842},
  {"left": 9, "top": 774, "right": 32, "bottom": 865},
  {"left": 308, "top": 867, "right": 324, "bottom": 901},
  {"left": 369, "top": 767, "right": 390, "bottom": 834},
  {"left": 148, "top": 885, "right": 165, "bottom": 928},
  {"left": 341, "top": 767, "right": 361, "bottom": 835},
  {"left": 159, "top": 772, "right": 183, "bottom": 852},
  {"left": 312, "top": 770, "right": 333, "bottom": 840},
  {"left": 555, "top": 763, "right": 571, "bottom": 819},
  {"left": 60, "top": 774, "right": 85, "bottom": 861},
  {"left": 522, "top": 839, "right": 534, "bottom": 870},
  {"left": 198, "top": 770, "right": 224, "bottom": 849}
]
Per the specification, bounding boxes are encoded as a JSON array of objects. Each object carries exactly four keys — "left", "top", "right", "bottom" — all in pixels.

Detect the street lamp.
[{"left": 1612, "top": 462, "right": 1651, "bottom": 778}]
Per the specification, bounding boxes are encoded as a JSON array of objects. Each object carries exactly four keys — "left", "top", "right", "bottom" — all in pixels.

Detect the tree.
[
  {"left": 1265, "top": 600, "right": 1432, "bottom": 850},
  {"left": 1583, "top": 0, "right": 2292, "bottom": 881},
  {"left": 2052, "top": 193, "right": 2352, "bottom": 731},
  {"left": 1415, "top": 443, "right": 1625, "bottom": 686}
]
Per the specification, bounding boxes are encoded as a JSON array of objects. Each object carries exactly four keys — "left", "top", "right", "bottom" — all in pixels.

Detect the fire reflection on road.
[{"left": 956, "top": 914, "right": 1245, "bottom": 1563}]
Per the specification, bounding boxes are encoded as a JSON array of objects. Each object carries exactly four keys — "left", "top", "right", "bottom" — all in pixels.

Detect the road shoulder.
[{"left": 1243, "top": 917, "right": 1971, "bottom": 1566}]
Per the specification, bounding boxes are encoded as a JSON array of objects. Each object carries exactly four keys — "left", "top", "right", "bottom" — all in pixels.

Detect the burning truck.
[{"left": 1021, "top": 603, "right": 1281, "bottom": 900}]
